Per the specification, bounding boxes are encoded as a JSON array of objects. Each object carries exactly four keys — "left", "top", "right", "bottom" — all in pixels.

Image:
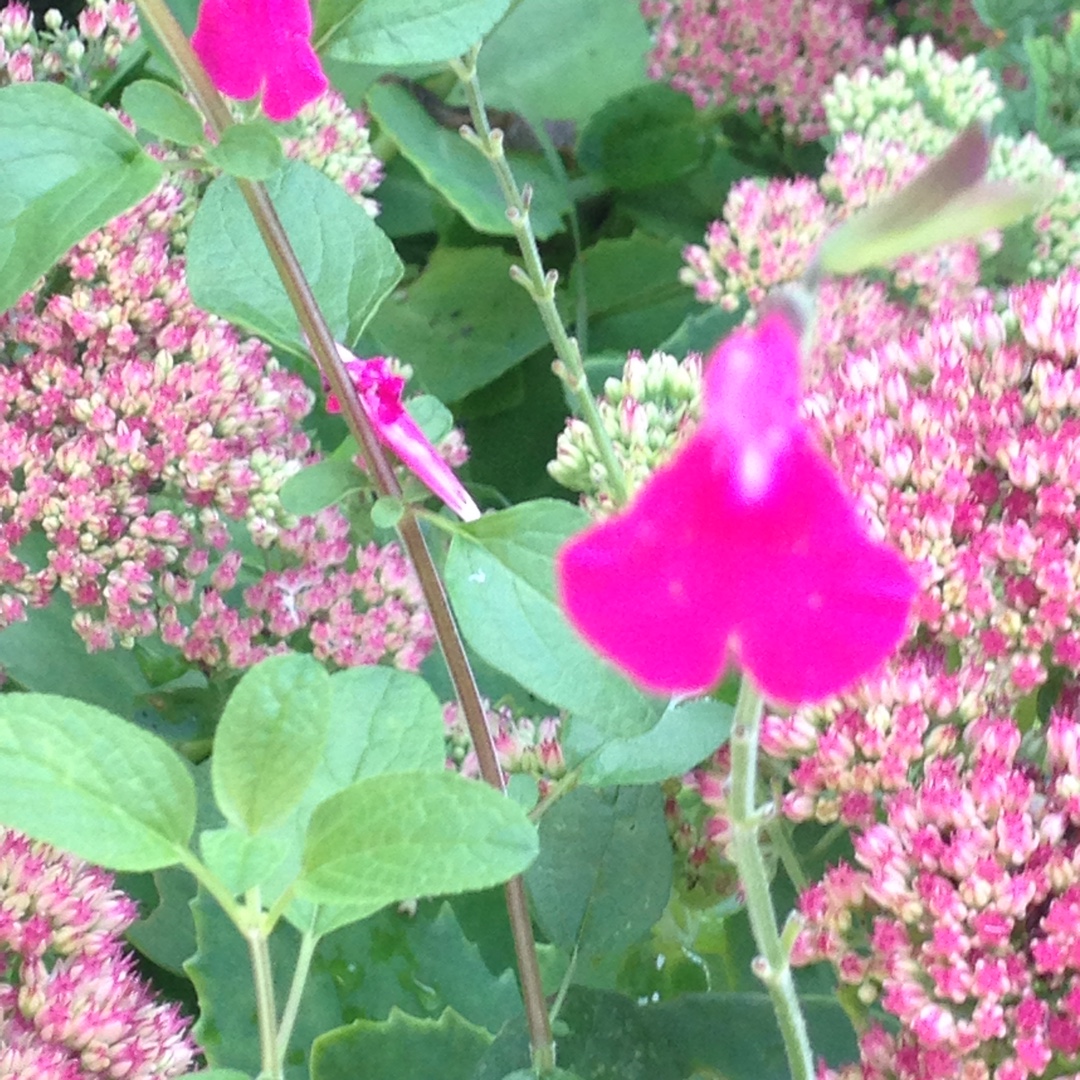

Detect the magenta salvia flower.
[
  {"left": 326, "top": 347, "right": 481, "bottom": 522},
  {"left": 557, "top": 312, "right": 916, "bottom": 704},
  {"left": 191, "top": 0, "right": 327, "bottom": 121},
  {"left": 0, "top": 828, "right": 197, "bottom": 1078}
]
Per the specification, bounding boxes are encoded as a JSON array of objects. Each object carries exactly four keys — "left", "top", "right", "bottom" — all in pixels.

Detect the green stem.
[
  {"left": 244, "top": 889, "right": 282, "bottom": 1080},
  {"left": 450, "top": 45, "right": 630, "bottom": 510},
  {"left": 276, "top": 927, "right": 319, "bottom": 1061},
  {"left": 726, "top": 678, "right": 814, "bottom": 1080},
  {"left": 131, "top": 0, "right": 553, "bottom": 1068}
]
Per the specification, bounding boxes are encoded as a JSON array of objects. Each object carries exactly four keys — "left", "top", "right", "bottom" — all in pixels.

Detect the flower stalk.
[
  {"left": 450, "top": 45, "right": 630, "bottom": 510},
  {"left": 131, "top": 0, "right": 553, "bottom": 1069},
  {"left": 727, "top": 676, "right": 814, "bottom": 1080}
]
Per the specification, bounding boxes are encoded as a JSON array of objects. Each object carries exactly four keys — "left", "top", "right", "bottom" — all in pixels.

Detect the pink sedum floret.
[{"left": 556, "top": 312, "right": 916, "bottom": 705}]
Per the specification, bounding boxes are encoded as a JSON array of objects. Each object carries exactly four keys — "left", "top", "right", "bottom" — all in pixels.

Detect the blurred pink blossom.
[
  {"left": 556, "top": 312, "right": 916, "bottom": 704},
  {"left": 191, "top": 0, "right": 327, "bottom": 121}
]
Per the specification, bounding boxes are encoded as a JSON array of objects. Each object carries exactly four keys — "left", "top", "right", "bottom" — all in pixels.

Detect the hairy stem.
[
  {"left": 132, "top": 0, "right": 552, "bottom": 1068},
  {"left": 451, "top": 45, "right": 629, "bottom": 510},
  {"left": 727, "top": 678, "right": 814, "bottom": 1080},
  {"left": 244, "top": 889, "right": 282, "bottom": 1080},
  {"left": 276, "top": 927, "right": 318, "bottom": 1061}
]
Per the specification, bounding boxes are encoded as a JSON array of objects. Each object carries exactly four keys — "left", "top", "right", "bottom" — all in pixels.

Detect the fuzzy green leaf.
[
  {"left": 206, "top": 121, "right": 285, "bottom": 180},
  {"left": 121, "top": 80, "right": 206, "bottom": 146},
  {"left": 317, "top": 0, "right": 511, "bottom": 64},
  {"left": 0, "top": 693, "right": 194, "bottom": 870},
  {"left": 212, "top": 653, "right": 332, "bottom": 834},
  {"left": 569, "top": 697, "right": 734, "bottom": 786},
  {"left": 186, "top": 161, "right": 402, "bottom": 350},
  {"left": 0, "top": 82, "right": 162, "bottom": 313},
  {"left": 297, "top": 772, "right": 538, "bottom": 913}
]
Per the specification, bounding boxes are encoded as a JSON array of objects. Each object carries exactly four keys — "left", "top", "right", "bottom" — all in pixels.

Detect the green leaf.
[
  {"left": 273, "top": 666, "right": 460, "bottom": 933},
  {"left": 476, "top": 986, "right": 857, "bottom": 1080},
  {"left": 200, "top": 827, "right": 291, "bottom": 895},
  {"left": 324, "top": 665, "right": 447, "bottom": 784},
  {"left": 819, "top": 124, "right": 1042, "bottom": 274},
  {"left": 659, "top": 303, "right": 744, "bottom": 358},
  {"left": 367, "top": 246, "right": 553, "bottom": 402},
  {"left": 124, "top": 865, "right": 198, "bottom": 974},
  {"left": 279, "top": 455, "right": 364, "bottom": 516},
  {"left": 443, "top": 500, "right": 664, "bottom": 730},
  {"left": 406, "top": 394, "right": 455, "bottom": 443},
  {"left": 578, "top": 85, "right": 706, "bottom": 191},
  {"left": 312, "top": 1008, "right": 492, "bottom": 1080},
  {"left": 365, "top": 82, "right": 569, "bottom": 240},
  {"left": 525, "top": 787, "right": 671, "bottom": 961},
  {"left": 121, "top": 79, "right": 206, "bottom": 146},
  {"left": 642, "top": 991, "right": 859, "bottom": 1078},
  {"left": 371, "top": 496, "right": 405, "bottom": 529},
  {"left": 191, "top": 1071, "right": 253, "bottom": 1080},
  {"left": 0, "top": 590, "right": 152, "bottom": 717},
  {"left": 0, "top": 693, "right": 195, "bottom": 870},
  {"left": 186, "top": 160, "right": 402, "bottom": 351},
  {"left": 297, "top": 772, "right": 538, "bottom": 913},
  {"left": 317, "top": 0, "right": 512, "bottom": 64},
  {"left": 212, "top": 653, "right": 332, "bottom": 834},
  {"left": 316, "top": 901, "right": 521, "bottom": 1032},
  {"left": 466, "top": 0, "right": 652, "bottom": 124},
  {"left": 206, "top": 121, "right": 285, "bottom": 180},
  {"left": 0, "top": 82, "right": 163, "bottom": 313},
  {"left": 570, "top": 233, "right": 687, "bottom": 318},
  {"left": 569, "top": 697, "right": 734, "bottom": 786},
  {"left": 569, "top": 232, "right": 693, "bottom": 353}
]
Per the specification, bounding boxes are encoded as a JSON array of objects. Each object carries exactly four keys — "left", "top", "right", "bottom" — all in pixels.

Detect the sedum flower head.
[
  {"left": 281, "top": 90, "right": 384, "bottom": 216},
  {"left": 0, "top": 828, "right": 197, "bottom": 1078},
  {"left": 802, "top": 713, "right": 1080, "bottom": 1080},
  {"left": 0, "top": 0, "right": 138, "bottom": 92},
  {"left": 823, "top": 35, "right": 1080, "bottom": 281},
  {"left": 640, "top": 0, "right": 891, "bottom": 141},
  {"left": 548, "top": 349, "right": 703, "bottom": 514},
  {"left": 681, "top": 132, "right": 986, "bottom": 332},
  {"left": 824, "top": 35, "right": 1004, "bottom": 155},
  {"left": 764, "top": 269, "right": 1080, "bottom": 825},
  {"left": 444, "top": 699, "right": 564, "bottom": 790}
]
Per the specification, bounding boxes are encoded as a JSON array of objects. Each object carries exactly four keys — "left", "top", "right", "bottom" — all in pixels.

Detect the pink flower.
[
  {"left": 326, "top": 347, "right": 481, "bottom": 523},
  {"left": 556, "top": 312, "right": 916, "bottom": 704},
  {"left": 191, "top": 0, "right": 327, "bottom": 122}
]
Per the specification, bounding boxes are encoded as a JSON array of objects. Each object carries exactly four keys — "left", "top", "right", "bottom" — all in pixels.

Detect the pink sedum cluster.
[
  {"left": 0, "top": 828, "right": 196, "bottom": 1078},
  {"left": 640, "top": 0, "right": 891, "bottom": 141},
  {"left": 0, "top": 0, "right": 138, "bottom": 91},
  {"left": 764, "top": 269, "right": 1080, "bottom": 822},
  {"left": 802, "top": 713, "right": 1080, "bottom": 1080},
  {"left": 681, "top": 133, "right": 987, "bottom": 318},
  {"left": 0, "top": 172, "right": 436, "bottom": 673},
  {"left": 281, "top": 90, "right": 385, "bottom": 216},
  {"left": 443, "top": 699, "right": 564, "bottom": 790}
]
